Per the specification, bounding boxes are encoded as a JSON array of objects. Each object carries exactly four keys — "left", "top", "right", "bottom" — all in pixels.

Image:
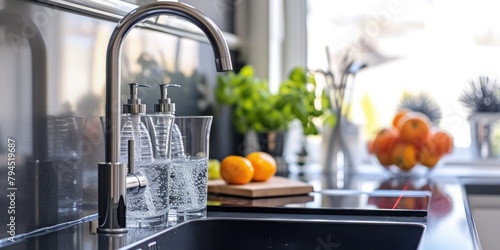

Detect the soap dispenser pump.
[
  {"left": 154, "top": 83, "right": 180, "bottom": 114},
  {"left": 153, "top": 84, "right": 183, "bottom": 159},
  {"left": 120, "top": 83, "right": 153, "bottom": 164}
]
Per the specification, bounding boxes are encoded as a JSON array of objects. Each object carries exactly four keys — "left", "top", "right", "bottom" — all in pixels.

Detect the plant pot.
[
  {"left": 468, "top": 112, "right": 500, "bottom": 159},
  {"left": 210, "top": 105, "right": 245, "bottom": 161},
  {"left": 257, "top": 131, "right": 289, "bottom": 176}
]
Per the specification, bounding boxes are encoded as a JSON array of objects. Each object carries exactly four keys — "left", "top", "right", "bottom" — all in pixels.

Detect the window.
[{"left": 307, "top": 0, "right": 500, "bottom": 162}]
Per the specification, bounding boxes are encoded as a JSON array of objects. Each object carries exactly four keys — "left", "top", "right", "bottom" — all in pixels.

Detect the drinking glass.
[{"left": 168, "top": 116, "right": 212, "bottom": 222}]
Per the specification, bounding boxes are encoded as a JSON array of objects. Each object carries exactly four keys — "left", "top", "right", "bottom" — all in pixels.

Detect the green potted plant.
[
  {"left": 215, "top": 65, "right": 331, "bottom": 166},
  {"left": 216, "top": 65, "right": 328, "bottom": 136}
]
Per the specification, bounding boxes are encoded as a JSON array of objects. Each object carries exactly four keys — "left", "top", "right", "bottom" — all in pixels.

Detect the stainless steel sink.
[
  {"left": 125, "top": 217, "right": 425, "bottom": 250},
  {"left": 464, "top": 182, "right": 500, "bottom": 250}
]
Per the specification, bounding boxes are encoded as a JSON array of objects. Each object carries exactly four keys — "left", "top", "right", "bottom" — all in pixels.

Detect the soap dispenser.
[
  {"left": 120, "top": 83, "right": 153, "bottom": 164},
  {"left": 154, "top": 83, "right": 184, "bottom": 159}
]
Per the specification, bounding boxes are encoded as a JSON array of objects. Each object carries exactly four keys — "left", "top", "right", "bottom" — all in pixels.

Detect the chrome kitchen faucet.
[{"left": 98, "top": 2, "right": 232, "bottom": 234}]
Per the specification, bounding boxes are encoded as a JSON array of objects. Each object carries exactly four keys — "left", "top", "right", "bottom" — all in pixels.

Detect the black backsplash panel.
[{"left": 0, "top": 0, "right": 239, "bottom": 240}]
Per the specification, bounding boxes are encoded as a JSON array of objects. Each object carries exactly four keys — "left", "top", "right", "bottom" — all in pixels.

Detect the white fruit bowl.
[{"left": 370, "top": 155, "right": 446, "bottom": 178}]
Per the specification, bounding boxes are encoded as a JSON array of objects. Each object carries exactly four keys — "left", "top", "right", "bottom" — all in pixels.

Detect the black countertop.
[
  {"left": 207, "top": 163, "right": 500, "bottom": 250},
  {"left": 1, "top": 163, "right": 498, "bottom": 249}
]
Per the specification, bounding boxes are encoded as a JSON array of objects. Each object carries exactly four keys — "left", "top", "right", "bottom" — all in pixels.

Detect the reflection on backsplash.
[
  {"left": 47, "top": 116, "right": 86, "bottom": 210},
  {"left": 0, "top": 0, "right": 232, "bottom": 240},
  {"left": 122, "top": 38, "right": 212, "bottom": 116},
  {"left": 128, "top": 53, "right": 213, "bottom": 115}
]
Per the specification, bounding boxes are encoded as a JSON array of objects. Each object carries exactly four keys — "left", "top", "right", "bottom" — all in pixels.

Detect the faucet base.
[
  {"left": 98, "top": 232, "right": 128, "bottom": 250},
  {"left": 98, "top": 162, "right": 128, "bottom": 233},
  {"left": 96, "top": 228, "right": 129, "bottom": 234}
]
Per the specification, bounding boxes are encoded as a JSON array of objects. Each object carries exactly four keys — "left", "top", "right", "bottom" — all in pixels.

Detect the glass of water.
[
  {"left": 168, "top": 116, "right": 212, "bottom": 222},
  {"left": 120, "top": 114, "right": 174, "bottom": 228}
]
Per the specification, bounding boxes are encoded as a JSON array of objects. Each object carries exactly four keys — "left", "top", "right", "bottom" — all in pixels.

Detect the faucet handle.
[
  {"left": 127, "top": 139, "right": 135, "bottom": 174},
  {"left": 123, "top": 83, "right": 151, "bottom": 114},
  {"left": 155, "top": 83, "right": 180, "bottom": 114},
  {"left": 126, "top": 139, "right": 147, "bottom": 197}
]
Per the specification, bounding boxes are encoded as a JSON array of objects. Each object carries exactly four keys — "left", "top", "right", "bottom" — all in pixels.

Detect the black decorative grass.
[
  {"left": 459, "top": 76, "right": 500, "bottom": 112},
  {"left": 398, "top": 92, "right": 442, "bottom": 125}
]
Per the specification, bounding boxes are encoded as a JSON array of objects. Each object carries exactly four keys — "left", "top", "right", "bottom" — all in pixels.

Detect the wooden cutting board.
[
  {"left": 208, "top": 194, "right": 314, "bottom": 207},
  {"left": 208, "top": 176, "right": 314, "bottom": 198}
]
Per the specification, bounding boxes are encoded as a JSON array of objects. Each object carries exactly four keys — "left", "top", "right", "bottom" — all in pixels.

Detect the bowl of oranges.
[{"left": 368, "top": 110, "right": 453, "bottom": 177}]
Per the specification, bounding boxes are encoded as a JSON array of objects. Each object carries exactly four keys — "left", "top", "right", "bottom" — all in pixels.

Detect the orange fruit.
[
  {"left": 392, "top": 109, "right": 411, "bottom": 128},
  {"left": 373, "top": 128, "right": 399, "bottom": 167},
  {"left": 375, "top": 150, "right": 393, "bottom": 167},
  {"left": 420, "top": 135, "right": 436, "bottom": 154},
  {"left": 431, "top": 129, "right": 453, "bottom": 155},
  {"left": 397, "top": 112, "right": 431, "bottom": 148},
  {"left": 391, "top": 142, "right": 418, "bottom": 171},
  {"left": 419, "top": 136, "right": 440, "bottom": 168},
  {"left": 419, "top": 151, "right": 440, "bottom": 168},
  {"left": 220, "top": 155, "right": 254, "bottom": 185},
  {"left": 246, "top": 152, "right": 277, "bottom": 182},
  {"left": 373, "top": 127, "right": 399, "bottom": 155}
]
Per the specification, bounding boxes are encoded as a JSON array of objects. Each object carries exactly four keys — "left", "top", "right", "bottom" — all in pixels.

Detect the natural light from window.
[{"left": 307, "top": 0, "right": 500, "bottom": 159}]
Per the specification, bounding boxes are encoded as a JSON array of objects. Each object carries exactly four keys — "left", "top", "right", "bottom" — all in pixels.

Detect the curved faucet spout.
[
  {"left": 99, "top": 1, "right": 233, "bottom": 233},
  {"left": 106, "top": 1, "right": 232, "bottom": 163}
]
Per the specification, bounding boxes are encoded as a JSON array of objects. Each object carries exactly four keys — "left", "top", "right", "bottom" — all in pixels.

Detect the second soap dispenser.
[
  {"left": 120, "top": 83, "right": 153, "bottom": 164},
  {"left": 153, "top": 84, "right": 184, "bottom": 159}
]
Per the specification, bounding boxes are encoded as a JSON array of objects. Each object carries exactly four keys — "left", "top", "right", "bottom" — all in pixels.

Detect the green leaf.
[
  {"left": 312, "top": 110, "right": 324, "bottom": 117},
  {"left": 242, "top": 99, "right": 253, "bottom": 111},
  {"left": 289, "top": 67, "right": 307, "bottom": 83},
  {"left": 307, "top": 74, "right": 316, "bottom": 87},
  {"left": 292, "top": 103, "right": 308, "bottom": 122},
  {"left": 321, "top": 91, "right": 330, "bottom": 108},
  {"left": 240, "top": 65, "right": 254, "bottom": 77},
  {"left": 303, "top": 122, "right": 319, "bottom": 135},
  {"left": 253, "top": 122, "right": 264, "bottom": 132},
  {"left": 324, "top": 115, "right": 337, "bottom": 128}
]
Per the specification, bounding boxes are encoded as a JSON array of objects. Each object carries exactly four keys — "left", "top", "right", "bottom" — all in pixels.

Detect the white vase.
[
  {"left": 468, "top": 112, "right": 500, "bottom": 159},
  {"left": 321, "top": 120, "right": 361, "bottom": 175}
]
